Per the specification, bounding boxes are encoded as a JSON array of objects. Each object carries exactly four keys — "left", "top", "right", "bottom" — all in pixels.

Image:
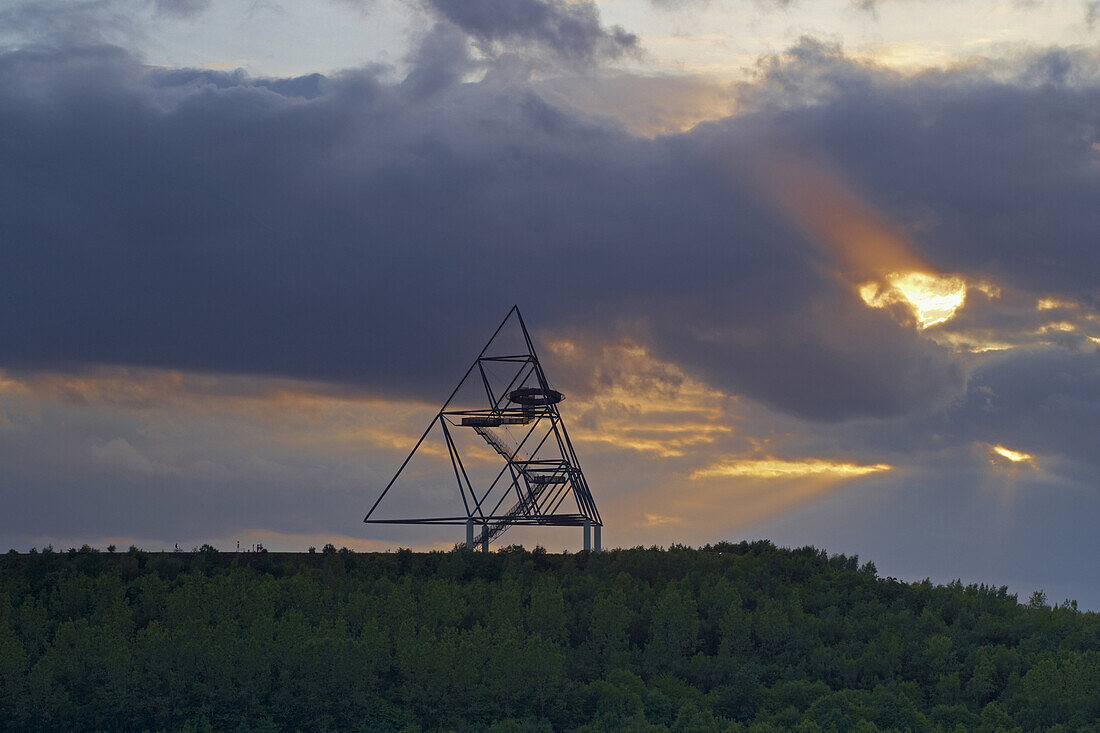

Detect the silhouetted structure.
[{"left": 364, "top": 306, "right": 601, "bottom": 551}]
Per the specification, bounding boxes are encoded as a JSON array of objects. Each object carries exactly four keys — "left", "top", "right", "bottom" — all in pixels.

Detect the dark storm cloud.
[
  {"left": 732, "top": 39, "right": 1100, "bottom": 296},
  {"left": 646, "top": 289, "right": 966, "bottom": 421},
  {"left": 830, "top": 346, "right": 1100, "bottom": 477},
  {"left": 1, "top": 35, "right": 1099, "bottom": 421},
  {"left": 422, "top": 0, "right": 637, "bottom": 64},
  {"left": 946, "top": 348, "right": 1100, "bottom": 469},
  {"left": 402, "top": 23, "right": 474, "bottom": 98}
]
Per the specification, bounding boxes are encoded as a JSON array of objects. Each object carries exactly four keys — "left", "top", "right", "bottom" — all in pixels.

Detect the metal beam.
[{"left": 363, "top": 306, "right": 600, "bottom": 545}]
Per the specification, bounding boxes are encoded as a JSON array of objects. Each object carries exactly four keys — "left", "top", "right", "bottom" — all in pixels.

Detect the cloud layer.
[
  {"left": 2, "top": 11, "right": 1100, "bottom": 605},
  {"left": 5, "top": 37, "right": 1097, "bottom": 421}
]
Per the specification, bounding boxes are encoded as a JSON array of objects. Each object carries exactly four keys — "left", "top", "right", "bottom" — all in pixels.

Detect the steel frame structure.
[{"left": 363, "top": 306, "right": 601, "bottom": 550}]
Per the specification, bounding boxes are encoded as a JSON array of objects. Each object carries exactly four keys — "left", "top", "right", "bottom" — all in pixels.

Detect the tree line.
[{"left": 0, "top": 541, "right": 1097, "bottom": 731}]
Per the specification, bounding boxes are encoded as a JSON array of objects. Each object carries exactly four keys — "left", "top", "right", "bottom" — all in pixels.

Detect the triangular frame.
[{"left": 364, "top": 306, "right": 601, "bottom": 549}]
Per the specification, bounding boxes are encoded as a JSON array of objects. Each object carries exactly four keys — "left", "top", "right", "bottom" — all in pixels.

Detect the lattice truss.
[{"left": 364, "top": 307, "right": 601, "bottom": 549}]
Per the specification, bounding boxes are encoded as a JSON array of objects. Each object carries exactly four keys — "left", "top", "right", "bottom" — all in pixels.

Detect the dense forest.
[{"left": 0, "top": 542, "right": 1097, "bottom": 732}]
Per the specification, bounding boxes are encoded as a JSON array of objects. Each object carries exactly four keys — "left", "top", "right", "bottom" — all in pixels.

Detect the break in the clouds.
[{"left": 1, "top": 0, "right": 1099, "bottom": 606}]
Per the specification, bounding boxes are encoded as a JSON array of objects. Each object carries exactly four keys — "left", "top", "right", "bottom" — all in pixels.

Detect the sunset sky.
[{"left": 1, "top": 0, "right": 1099, "bottom": 607}]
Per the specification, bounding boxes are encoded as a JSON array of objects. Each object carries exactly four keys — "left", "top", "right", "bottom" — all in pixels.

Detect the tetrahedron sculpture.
[{"left": 363, "top": 306, "right": 601, "bottom": 551}]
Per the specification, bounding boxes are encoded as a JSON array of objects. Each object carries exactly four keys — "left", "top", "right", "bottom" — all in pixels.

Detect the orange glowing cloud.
[
  {"left": 1037, "top": 297, "right": 1076, "bottom": 311},
  {"left": 545, "top": 339, "right": 733, "bottom": 458},
  {"left": 752, "top": 148, "right": 923, "bottom": 277},
  {"left": 690, "top": 456, "right": 892, "bottom": 480},
  {"left": 613, "top": 456, "right": 893, "bottom": 544},
  {"left": 0, "top": 366, "right": 447, "bottom": 460},
  {"left": 858, "top": 271, "right": 968, "bottom": 328},
  {"left": 641, "top": 513, "right": 683, "bottom": 527},
  {"left": 989, "top": 444, "right": 1036, "bottom": 468},
  {"left": 744, "top": 144, "right": 991, "bottom": 329}
]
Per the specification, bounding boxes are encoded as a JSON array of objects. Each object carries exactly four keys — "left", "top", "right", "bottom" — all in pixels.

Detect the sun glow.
[
  {"left": 1037, "top": 297, "right": 1076, "bottom": 311},
  {"left": 990, "top": 445, "right": 1033, "bottom": 463},
  {"left": 642, "top": 513, "right": 682, "bottom": 527},
  {"left": 1036, "top": 321, "right": 1076, "bottom": 334},
  {"left": 859, "top": 271, "right": 968, "bottom": 328},
  {"left": 691, "top": 458, "right": 892, "bottom": 480},
  {"left": 932, "top": 331, "right": 1015, "bottom": 353}
]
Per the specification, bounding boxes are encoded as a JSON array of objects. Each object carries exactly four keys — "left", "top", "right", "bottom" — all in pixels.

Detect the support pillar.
[
  {"left": 481, "top": 536, "right": 489, "bottom": 553},
  {"left": 594, "top": 524, "right": 601, "bottom": 553},
  {"left": 583, "top": 518, "right": 591, "bottom": 552},
  {"left": 466, "top": 519, "right": 474, "bottom": 550}
]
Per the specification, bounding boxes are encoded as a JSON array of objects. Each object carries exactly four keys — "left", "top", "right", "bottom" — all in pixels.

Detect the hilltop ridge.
[{"left": 1, "top": 542, "right": 1096, "bottom": 731}]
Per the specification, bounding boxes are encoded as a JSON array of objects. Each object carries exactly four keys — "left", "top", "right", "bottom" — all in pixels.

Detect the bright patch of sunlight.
[
  {"left": 691, "top": 458, "right": 892, "bottom": 480},
  {"left": 991, "top": 445, "right": 1033, "bottom": 463},
  {"left": 859, "top": 271, "right": 968, "bottom": 328}
]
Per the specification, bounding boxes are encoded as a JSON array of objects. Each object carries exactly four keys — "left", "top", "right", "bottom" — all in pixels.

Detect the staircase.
[
  {"left": 474, "top": 480, "right": 554, "bottom": 546},
  {"left": 471, "top": 425, "right": 518, "bottom": 461},
  {"left": 469, "top": 425, "right": 570, "bottom": 545}
]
